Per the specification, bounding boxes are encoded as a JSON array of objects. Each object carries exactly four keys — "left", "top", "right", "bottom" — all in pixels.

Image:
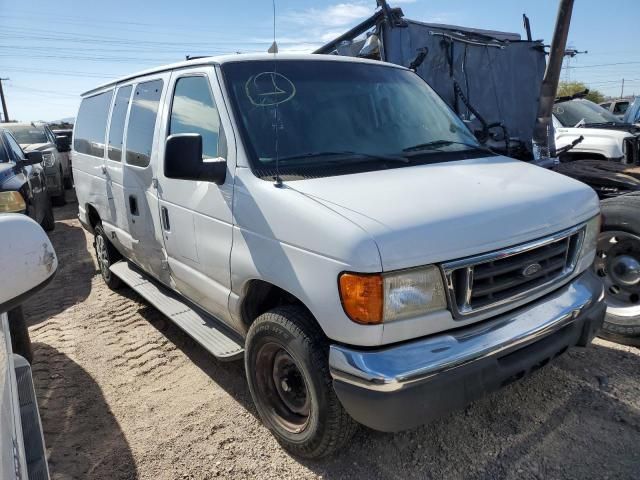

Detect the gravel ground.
[{"left": 22, "top": 195, "right": 640, "bottom": 480}]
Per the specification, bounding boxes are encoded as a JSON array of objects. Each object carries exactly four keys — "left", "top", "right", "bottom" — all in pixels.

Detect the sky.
[{"left": 1, "top": 0, "right": 638, "bottom": 122}]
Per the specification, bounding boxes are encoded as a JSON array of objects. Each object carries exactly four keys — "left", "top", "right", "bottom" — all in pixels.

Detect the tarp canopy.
[{"left": 318, "top": 12, "right": 547, "bottom": 159}]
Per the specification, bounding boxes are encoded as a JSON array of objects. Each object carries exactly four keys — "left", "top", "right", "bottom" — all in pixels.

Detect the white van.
[{"left": 73, "top": 54, "right": 606, "bottom": 458}]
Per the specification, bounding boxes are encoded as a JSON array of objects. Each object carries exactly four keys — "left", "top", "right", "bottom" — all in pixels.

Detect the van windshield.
[
  {"left": 222, "top": 60, "right": 487, "bottom": 179},
  {"left": 3, "top": 125, "right": 48, "bottom": 145}
]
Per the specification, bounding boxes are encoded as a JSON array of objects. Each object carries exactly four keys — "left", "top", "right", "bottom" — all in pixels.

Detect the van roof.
[{"left": 81, "top": 53, "right": 407, "bottom": 97}]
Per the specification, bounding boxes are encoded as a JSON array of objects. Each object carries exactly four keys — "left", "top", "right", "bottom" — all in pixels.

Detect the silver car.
[{"left": 3, "top": 123, "right": 72, "bottom": 205}]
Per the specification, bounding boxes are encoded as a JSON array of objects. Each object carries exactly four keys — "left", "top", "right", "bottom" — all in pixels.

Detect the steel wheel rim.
[
  {"left": 95, "top": 234, "right": 111, "bottom": 280},
  {"left": 254, "top": 342, "right": 311, "bottom": 434},
  {"left": 594, "top": 230, "right": 640, "bottom": 321}
]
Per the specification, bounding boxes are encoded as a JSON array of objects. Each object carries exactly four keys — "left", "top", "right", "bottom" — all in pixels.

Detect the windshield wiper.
[
  {"left": 270, "top": 151, "right": 410, "bottom": 164},
  {"left": 402, "top": 140, "right": 489, "bottom": 153}
]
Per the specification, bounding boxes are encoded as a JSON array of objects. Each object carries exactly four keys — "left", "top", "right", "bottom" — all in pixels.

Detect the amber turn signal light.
[
  {"left": 0, "top": 191, "right": 26, "bottom": 213},
  {"left": 338, "top": 272, "right": 383, "bottom": 324}
]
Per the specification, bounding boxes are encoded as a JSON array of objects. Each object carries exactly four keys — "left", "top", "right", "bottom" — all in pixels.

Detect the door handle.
[
  {"left": 161, "top": 206, "right": 170, "bottom": 231},
  {"left": 129, "top": 195, "right": 139, "bottom": 216}
]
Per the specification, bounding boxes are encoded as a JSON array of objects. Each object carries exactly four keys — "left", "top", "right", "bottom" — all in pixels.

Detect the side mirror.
[
  {"left": 55, "top": 135, "right": 71, "bottom": 152},
  {"left": 23, "top": 151, "right": 44, "bottom": 165},
  {"left": 164, "top": 134, "right": 226, "bottom": 185},
  {"left": 0, "top": 214, "right": 57, "bottom": 312}
]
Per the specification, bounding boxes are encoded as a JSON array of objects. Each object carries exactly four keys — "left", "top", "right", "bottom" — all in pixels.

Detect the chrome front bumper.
[{"left": 329, "top": 270, "right": 606, "bottom": 431}]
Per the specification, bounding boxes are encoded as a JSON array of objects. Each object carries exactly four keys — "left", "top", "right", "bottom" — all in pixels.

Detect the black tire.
[
  {"left": 596, "top": 194, "right": 640, "bottom": 343},
  {"left": 41, "top": 198, "right": 55, "bottom": 232},
  {"left": 245, "top": 306, "right": 357, "bottom": 459},
  {"left": 8, "top": 307, "right": 33, "bottom": 363},
  {"left": 51, "top": 168, "right": 66, "bottom": 206},
  {"left": 94, "top": 223, "right": 122, "bottom": 289}
]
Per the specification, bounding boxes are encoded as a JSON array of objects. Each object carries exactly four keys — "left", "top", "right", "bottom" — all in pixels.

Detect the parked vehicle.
[
  {"left": 73, "top": 53, "right": 605, "bottom": 457},
  {"left": 4, "top": 123, "right": 72, "bottom": 205},
  {"left": 600, "top": 98, "right": 633, "bottom": 120},
  {"left": 553, "top": 98, "right": 640, "bottom": 164},
  {"left": 318, "top": 0, "right": 640, "bottom": 345},
  {"left": 623, "top": 96, "right": 640, "bottom": 126},
  {"left": 51, "top": 128, "right": 74, "bottom": 187},
  {"left": 0, "top": 128, "right": 54, "bottom": 231},
  {"left": 0, "top": 213, "right": 57, "bottom": 480}
]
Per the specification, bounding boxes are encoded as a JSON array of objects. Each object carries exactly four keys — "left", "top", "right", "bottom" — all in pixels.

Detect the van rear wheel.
[
  {"left": 94, "top": 223, "right": 122, "bottom": 289},
  {"left": 245, "top": 306, "right": 357, "bottom": 458}
]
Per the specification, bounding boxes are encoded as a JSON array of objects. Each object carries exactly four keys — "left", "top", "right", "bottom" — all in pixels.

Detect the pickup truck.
[{"left": 72, "top": 53, "right": 606, "bottom": 458}]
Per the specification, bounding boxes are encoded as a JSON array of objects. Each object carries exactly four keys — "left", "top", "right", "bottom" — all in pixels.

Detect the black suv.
[{"left": 0, "top": 127, "right": 54, "bottom": 231}]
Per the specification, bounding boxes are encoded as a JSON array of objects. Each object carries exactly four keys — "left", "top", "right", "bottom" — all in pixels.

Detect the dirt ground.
[{"left": 22, "top": 195, "right": 640, "bottom": 480}]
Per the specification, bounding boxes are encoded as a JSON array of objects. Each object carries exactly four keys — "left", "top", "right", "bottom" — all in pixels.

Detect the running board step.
[{"left": 110, "top": 261, "right": 244, "bottom": 361}]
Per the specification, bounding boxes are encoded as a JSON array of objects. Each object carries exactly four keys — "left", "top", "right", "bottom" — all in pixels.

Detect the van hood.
[
  {"left": 555, "top": 126, "right": 634, "bottom": 160},
  {"left": 289, "top": 156, "right": 599, "bottom": 271}
]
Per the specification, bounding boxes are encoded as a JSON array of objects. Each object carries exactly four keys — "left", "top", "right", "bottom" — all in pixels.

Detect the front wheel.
[
  {"left": 595, "top": 194, "right": 640, "bottom": 344},
  {"left": 245, "top": 306, "right": 357, "bottom": 458},
  {"left": 51, "top": 168, "right": 66, "bottom": 206},
  {"left": 41, "top": 197, "right": 55, "bottom": 232},
  {"left": 94, "top": 223, "right": 122, "bottom": 289}
]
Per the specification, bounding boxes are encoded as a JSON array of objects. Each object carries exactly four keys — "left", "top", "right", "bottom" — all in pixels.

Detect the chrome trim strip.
[
  {"left": 329, "top": 271, "right": 603, "bottom": 393},
  {"left": 441, "top": 223, "right": 586, "bottom": 318}
]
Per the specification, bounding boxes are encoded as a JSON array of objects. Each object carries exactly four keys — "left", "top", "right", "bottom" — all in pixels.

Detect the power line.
[
  {"left": 0, "top": 66, "right": 118, "bottom": 78},
  {"left": 5, "top": 84, "right": 80, "bottom": 98},
  {"left": 566, "top": 61, "right": 640, "bottom": 69}
]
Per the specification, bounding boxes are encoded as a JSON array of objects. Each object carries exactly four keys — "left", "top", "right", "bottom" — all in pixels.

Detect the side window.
[
  {"left": 5, "top": 133, "right": 25, "bottom": 161},
  {"left": 74, "top": 90, "right": 113, "bottom": 157},
  {"left": 108, "top": 85, "right": 133, "bottom": 162},
  {"left": 614, "top": 102, "right": 629, "bottom": 115},
  {"left": 169, "top": 76, "right": 226, "bottom": 159},
  {"left": 126, "top": 79, "right": 163, "bottom": 167},
  {"left": 600, "top": 103, "right": 611, "bottom": 111}
]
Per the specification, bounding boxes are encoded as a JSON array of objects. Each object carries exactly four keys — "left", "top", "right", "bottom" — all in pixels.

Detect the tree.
[{"left": 557, "top": 81, "right": 605, "bottom": 104}]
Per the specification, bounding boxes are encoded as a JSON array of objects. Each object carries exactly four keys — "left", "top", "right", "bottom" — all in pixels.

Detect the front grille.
[
  {"left": 442, "top": 225, "right": 584, "bottom": 318},
  {"left": 623, "top": 137, "right": 640, "bottom": 165}
]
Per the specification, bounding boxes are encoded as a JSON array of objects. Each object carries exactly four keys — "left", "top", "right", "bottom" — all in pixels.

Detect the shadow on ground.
[
  {"left": 23, "top": 197, "right": 95, "bottom": 327},
  {"left": 133, "top": 296, "right": 640, "bottom": 479},
  {"left": 32, "top": 342, "right": 137, "bottom": 480}
]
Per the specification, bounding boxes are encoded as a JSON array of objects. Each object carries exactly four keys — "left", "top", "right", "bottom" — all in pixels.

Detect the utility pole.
[
  {"left": 621, "top": 78, "right": 625, "bottom": 98},
  {"left": 0, "top": 78, "right": 9, "bottom": 123},
  {"left": 533, "top": 0, "right": 574, "bottom": 160}
]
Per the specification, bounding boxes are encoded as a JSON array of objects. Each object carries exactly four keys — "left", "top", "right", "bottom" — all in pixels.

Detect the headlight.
[
  {"left": 339, "top": 265, "right": 447, "bottom": 324},
  {"left": 41, "top": 152, "right": 55, "bottom": 167},
  {"left": 579, "top": 214, "right": 601, "bottom": 265},
  {"left": 0, "top": 191, "right": 26, "bottom": 213}
]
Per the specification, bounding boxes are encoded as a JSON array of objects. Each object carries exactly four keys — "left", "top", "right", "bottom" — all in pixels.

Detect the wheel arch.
[
  {"left": 239, "top": 279, "right": 320, "bottom": 332},
  {"left": 85, "top": 203, "right": 101, "bottom": 233}
]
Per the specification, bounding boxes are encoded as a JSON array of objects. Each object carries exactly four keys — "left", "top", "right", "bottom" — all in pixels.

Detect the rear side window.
[
  {"left": 169, "top": 76, "right": 226, "bottom": 159},
  {"left": 126, "top": 79, "right": 163, "bottom": 167},
  {"left": 614, "top": 102, "right": 629, "bottom": 115},
  {"left": 74, "top": 91, "right": 113, "bottom": 157},
  {"left": 108, "top": 85, "right": 133, "bottom": 162}
]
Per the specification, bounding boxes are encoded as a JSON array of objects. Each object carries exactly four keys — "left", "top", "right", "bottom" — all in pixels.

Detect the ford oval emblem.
[{"left": 522, "top": 263, "right": 542, "bottom": 277}]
